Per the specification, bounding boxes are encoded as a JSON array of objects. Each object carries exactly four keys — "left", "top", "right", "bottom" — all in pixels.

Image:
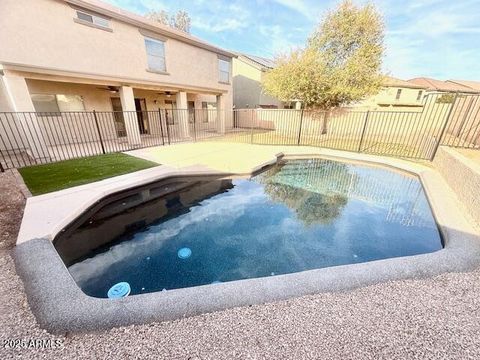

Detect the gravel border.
[
  {"left": 2, "top": 165, "right": 480, "bottom": 359},
  {"left": 13, "top": 155, "right": 480, "bottom": 333}
]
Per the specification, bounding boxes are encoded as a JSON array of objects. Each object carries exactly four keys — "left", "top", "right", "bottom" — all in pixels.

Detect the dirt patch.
[{"left": 0, "top": 171, "right": 26, "bottom": 250}]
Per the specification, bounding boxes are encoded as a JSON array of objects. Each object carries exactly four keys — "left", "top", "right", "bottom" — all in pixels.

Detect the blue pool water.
[{"left": 58, "top": 159, "right": 443, "bottom": 298}]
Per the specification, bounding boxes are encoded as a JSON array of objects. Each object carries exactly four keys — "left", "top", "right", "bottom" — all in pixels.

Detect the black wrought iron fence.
[{"left": 1, "top": 93, "right": 479, "bottom": 171}]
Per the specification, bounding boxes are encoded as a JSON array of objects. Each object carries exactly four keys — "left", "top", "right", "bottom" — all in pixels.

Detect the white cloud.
[
  {"left": 193, "top": 18, "right": 247, "bottom": 32},
  {"left": 271, "top": 0, "right": 322, "bottom": 21}
]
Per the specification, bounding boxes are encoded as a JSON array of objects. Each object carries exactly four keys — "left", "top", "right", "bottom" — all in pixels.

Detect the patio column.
[
  {"left": 119, "top": 86, "right": 141, "bottom": 146},
  {"left": 295, "top": 101, "right": 302, "bottom": 110},
  {"left": 216, "top": 94, "right": 226, "bottom": 134},
  {"left": 175, "top": 91, "right": 190, "bottom": 138},
  {"left": 2, "top": 74, "right": 50, "bottom": 160}
]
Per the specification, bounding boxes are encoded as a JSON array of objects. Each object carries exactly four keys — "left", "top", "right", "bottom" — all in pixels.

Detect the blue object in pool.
[
  {"left": 177, "top": 247, "right": 192, "bottom": 259},
  {"left": 107, "top": 282, "right": 131, "bottom": 298}
]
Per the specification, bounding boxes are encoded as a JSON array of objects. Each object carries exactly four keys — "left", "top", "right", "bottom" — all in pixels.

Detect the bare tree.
[
  {"left": 145, "top": 9, "right": 169, "bottom": 26},
  {"left": 171, "top": 10, "right": 191, "bottom": 33},
  {"left": 146, "top": 9, "right": 191, "bottom": 33}
]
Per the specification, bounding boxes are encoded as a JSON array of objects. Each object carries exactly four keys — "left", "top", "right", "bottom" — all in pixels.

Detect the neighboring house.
[
  {"left": 408, "top": 77, "right": 480, "bottom": 146},
  {"left": 447, "top": 80, "right": 480, "bottom": 92},
  {"left": 232, "top": 54, "right": 299, "bottom": 109},
  {"left": 0, "top": 0, "right": 235, "bottom": 158},
  {"left": 352, "top": 76, "right": 427, "bottom": 111},
  {"left": 407, "top": 77, "right": 479, "bottom": 94}
]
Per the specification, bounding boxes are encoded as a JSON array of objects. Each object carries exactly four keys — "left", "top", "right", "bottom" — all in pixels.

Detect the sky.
[{"left": 105, "top": 0, "right": 480, "bottom": 80}]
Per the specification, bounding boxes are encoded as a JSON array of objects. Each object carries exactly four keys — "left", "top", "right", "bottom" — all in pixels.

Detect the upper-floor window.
[
  {"left": 218, "top": 58, "right": 230, "bottom": 83},
  {"left": 417, "top": 90, "right": 423, "bottom": 101},
  {"left": 145, "top": 37, "right": 166, "bottom": 72},
  {"left": 395, "top": 89, "right": 402, "bottom": 100},
  {"left": 76, "top": 10, "right": 110, "bottom": 29}
]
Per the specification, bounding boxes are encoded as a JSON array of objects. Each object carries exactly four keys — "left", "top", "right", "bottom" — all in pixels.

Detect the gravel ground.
[{"left": 1, "top": 170, "right": 480, "bottom": 359}]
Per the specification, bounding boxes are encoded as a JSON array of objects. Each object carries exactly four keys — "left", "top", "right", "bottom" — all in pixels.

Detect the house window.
[
  {"left": 145, "top": 37, "right": 166, "bottom": 72},
  {"left": 202, "top": 102, "right": 217, "bottom": 123},
  {"left": 417, "top": 90, "right": 423, "bottom": 101},
  {"left": 31, "top": 94, "right": 85, "bottom": 114},
  {"left": 218, "top": 58, "right": 230, "bottom": 83},
  {"left": 76, "top": 10, "right": 110, "bottom": 28},
  {"left": 395, "top": 89, "right": 402, "bottom": 100}
]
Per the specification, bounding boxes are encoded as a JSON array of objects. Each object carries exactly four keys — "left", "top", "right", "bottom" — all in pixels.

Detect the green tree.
[
  {"left": 146, "top": 9, "right": 191, "bottom": 33},
  {"left": 262, "top": 0, "right": 384, "bottom": 133},
  {"left": 257, "top": 160, "right": 356, "bottom": 226}
]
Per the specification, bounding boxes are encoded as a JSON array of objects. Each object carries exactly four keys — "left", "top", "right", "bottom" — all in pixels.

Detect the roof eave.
[{"left": 65, "top": 0, "right": 236, "bottom": 58}]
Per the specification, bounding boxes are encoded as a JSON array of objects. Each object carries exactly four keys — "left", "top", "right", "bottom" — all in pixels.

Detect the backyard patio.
[{"left": 1, "top": 142, "right": 480, "bottom": 359}]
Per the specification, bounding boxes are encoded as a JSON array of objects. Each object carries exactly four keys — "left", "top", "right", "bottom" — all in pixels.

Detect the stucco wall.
[
  {"left": 354, "top": 86, "right": 425, "bottom": 111},
  {"left": 233, "top": 58, "right": 283, "bottom": 109},
  {"left": 1, "top": 0, "right": 231, "bottom": 94},
  {"left": 0, "top": 78, "right": 230, "bottom": 148},
  {"left": 433, "top": 146, "right": 480, "bottom": 228}
]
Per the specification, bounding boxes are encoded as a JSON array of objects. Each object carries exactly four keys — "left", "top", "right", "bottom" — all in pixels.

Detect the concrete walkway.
[{"left": 125, "top": 142, "right": 431, "bottom": 174}]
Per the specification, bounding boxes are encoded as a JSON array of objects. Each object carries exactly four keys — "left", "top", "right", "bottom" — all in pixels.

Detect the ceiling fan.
[
  {"left": 157, "top": 91, "right": 174, "bottom": 98},
  {"left": 97, "top": 86, "right": 119, "bottom": 93}
]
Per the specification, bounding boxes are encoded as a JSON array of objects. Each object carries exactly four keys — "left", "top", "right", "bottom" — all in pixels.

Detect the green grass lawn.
[{"left": 19, "top": 153, "right": 158, "bottom": 195}]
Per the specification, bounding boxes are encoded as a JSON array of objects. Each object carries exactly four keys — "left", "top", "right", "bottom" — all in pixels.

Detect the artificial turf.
[{"left": 18, "top": 153, "right": 158, "bottom": 195}]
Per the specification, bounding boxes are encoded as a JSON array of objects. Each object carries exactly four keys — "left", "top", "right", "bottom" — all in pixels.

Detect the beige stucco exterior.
[
  {"left": 0, "top": 0, "right": 236, "bottom": 156},
  {"left": 0, "top": 0, "right": 233, "bottom": 98},
  {"left": 232, "top": 56, "right": 285, "bottom": 109},
  {"left": 351, "top": 77, "right": 427, "bottom": 112}
]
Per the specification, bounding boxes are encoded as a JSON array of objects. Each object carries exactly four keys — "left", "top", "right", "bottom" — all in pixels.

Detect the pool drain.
[
  {"left": 107, "top": 282, "right": 131, "bottom": 299},
  {"left": 178, "top": 247, "right": 192, "bottom": 259}
]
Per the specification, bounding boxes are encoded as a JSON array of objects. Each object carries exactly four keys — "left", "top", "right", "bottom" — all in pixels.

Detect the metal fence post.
[
  {"left": 250, "top": 109, "right": 254, "bottom": 144},
  {"left": 357, "top": 111, "right": 370, "bottom": 152},
  {"left": 158, "top": 108, "right": 165, "bottom": 146},
  {"left": 92, "top": 110, "right": 106, "bottom": 154},
  {"left": 164, "top": 109, "right": 171, "bottom": 145},
  {"left": 297, "top": 108, "right": 304, "bottom": 145},
  {"left": 192, "top": 110, "right": 197, "bottom": 142},
  {"left": 430, "top": 93, "right": 459, "bottom": 160}
]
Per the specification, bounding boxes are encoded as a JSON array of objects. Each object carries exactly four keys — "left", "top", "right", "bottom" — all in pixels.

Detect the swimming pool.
[{"left": 54, "top": 158, "right": 442, "bottom": 298}]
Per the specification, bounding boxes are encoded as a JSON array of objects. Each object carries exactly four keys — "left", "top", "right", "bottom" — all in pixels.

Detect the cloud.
[
  {"left": 271, "top": 0, "right": 322, "bottom": 21},
  {"left": 193, "top": 18, "right": 247, "bottom": 32},
  {"left": 105, "top": 0, "right": 480, "bottom": 79}
]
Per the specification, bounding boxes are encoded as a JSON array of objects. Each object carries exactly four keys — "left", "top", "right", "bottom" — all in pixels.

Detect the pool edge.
[{"left": 14, "top": 150, "right": 480, "bottom": 333}]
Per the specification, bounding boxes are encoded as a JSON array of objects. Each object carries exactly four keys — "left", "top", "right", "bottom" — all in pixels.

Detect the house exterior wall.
[
  {"left": 0, "top": 0, "right": 233, "bottom": 99},
  {"left": 232, "top": 58, "right": 283, "bottom": 109},
  {"left": 353, "top": 86, "right": 425, "bottom": 111},
  {"left": 19, "top": 79, "right": 227, "bottom": 146}
]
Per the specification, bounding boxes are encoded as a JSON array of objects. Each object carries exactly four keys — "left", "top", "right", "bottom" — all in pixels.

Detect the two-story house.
[
  {"left": 0, "top": 0, "right": 235, "bottom": 160},
  {"left": 351, "top": 77, "right": 427, "bottom": 111},
  {"left": 233, "top": 54, "right": 284, "bottom": 109}
]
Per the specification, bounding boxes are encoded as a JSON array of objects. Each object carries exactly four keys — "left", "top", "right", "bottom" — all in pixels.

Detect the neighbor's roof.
[
  {"left": 383, "top": 76, "right": 426, "bottom": 89},
  {"left": 65, "top": 0, "right": 236, "bottom": 58},
  {"left": 237, "top": 53, "right": 276, "bottom": 70},
  {"left": 447, "top": 79, "right": 480, "bottom": 91},
  {"left": 408, "top": 77, "right": 477, "bottom": 93}
]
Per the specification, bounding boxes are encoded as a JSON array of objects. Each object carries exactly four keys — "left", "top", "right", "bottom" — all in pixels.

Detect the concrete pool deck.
[{"left": 14, "top": 143, "right": 480, "bottom": 333}]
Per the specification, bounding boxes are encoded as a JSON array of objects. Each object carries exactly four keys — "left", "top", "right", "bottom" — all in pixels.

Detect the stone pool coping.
[{"left": 14, "top": 148, "right": 480, "bottom": 333}]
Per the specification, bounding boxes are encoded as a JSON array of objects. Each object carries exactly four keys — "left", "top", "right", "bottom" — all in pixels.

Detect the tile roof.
[
  {"left": 383, "top": 76, "right": 426, "bottom": 89},
  {"left": 238, "top": 54, "right": 276, "bottom": 70},
  {"left": 447, "top": 79, "right": 480, "bottom": 91},
  {"left": 408, "top": 77, "right": 477, "bottom": 93}
]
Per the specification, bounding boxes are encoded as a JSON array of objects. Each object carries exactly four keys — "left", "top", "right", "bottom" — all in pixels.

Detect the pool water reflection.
[{"left": 56, "top": 158, "right": 443, "bottom": 298}]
